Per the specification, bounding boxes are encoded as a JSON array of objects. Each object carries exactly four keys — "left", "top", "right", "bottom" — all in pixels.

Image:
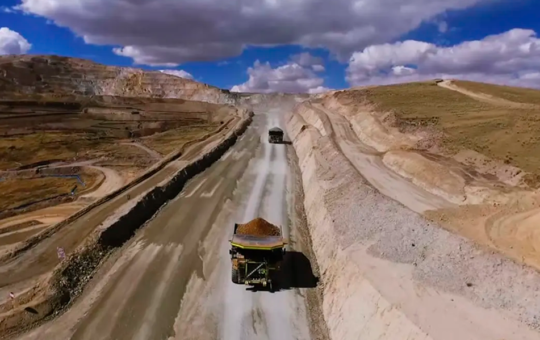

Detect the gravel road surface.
[{"left": 16, "top": 110, "right": 317, "bottom": 340}]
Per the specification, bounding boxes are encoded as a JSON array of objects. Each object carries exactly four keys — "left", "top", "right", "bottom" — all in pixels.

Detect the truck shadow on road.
[
  {"left": 246, "top": 251, "right": 319, "bottom": 293},
  {"left": 278, "top": 250, "right": 319, "bottom": 290}
]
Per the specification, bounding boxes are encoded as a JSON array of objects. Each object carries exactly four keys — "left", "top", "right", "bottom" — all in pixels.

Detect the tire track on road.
[
  {"left": 221, "top": 112, "right": 310, "bottom": 340},
  {"left": 221, "top": 114, "right": 272, "bottom": 340},
  {"left": 257, "top": 114, "right": 310, "bottom": 340}
]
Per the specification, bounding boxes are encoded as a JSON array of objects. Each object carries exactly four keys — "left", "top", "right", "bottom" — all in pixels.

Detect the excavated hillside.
[
  {"left": 287, "top": 80, "right": 540, "bottom": 339},
  {"left": 310, "top": 80, "right": 540, "bottom": 265},
  {"left": 0, "top": 55, "right": 305, "bottom": 109},
  {"left": 0, "top": 55, "right": 232, "bottom": 104}
]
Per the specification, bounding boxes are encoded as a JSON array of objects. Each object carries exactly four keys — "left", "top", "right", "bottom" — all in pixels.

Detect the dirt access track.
[{"left": 0, "top": 105, "right": 256, "bottom": 336}]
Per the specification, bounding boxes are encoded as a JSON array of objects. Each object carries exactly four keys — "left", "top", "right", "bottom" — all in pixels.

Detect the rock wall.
[{"left": 286, "top": 103, "right": 540, "bottom": 340}]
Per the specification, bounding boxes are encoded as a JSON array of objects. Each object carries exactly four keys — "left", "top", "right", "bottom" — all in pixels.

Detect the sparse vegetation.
[
  {"left": 0, "top": 132, "right": 112, "bottom": 170},
  {"left": 141, "top": 124, "right": 219, "bottom": 155},
  {"left": 0, "top": 173, "right": 98, "bottom": 212},
  {"left": 360, "top": 82, "right": 540, "bottom": 180},
  {"left": 0, "top": 94, "right": 231, "bottom": 219}
]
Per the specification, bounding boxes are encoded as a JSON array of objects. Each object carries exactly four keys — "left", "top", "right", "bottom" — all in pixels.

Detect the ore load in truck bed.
[
  {"left": 236, "top": 217, "right": 281, "bottom": 236},
  {"left": 231, "top": 218, "right": 285, "bottom": 250}
]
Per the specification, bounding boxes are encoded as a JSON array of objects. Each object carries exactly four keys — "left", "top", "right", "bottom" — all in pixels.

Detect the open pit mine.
[{"left": 2, "top": 55, "right": 540, "bottom": 340}]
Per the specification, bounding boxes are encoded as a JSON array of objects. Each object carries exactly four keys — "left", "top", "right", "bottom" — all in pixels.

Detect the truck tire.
[{"left": 232, "top": 267, "right": 239, "bottom": 284}]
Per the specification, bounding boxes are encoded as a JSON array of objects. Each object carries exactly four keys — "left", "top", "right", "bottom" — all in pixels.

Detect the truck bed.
[{"left": 230, "top": 234, "right": 285, "bottom": 250}]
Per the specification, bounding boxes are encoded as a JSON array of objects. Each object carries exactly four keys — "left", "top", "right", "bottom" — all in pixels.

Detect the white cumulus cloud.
[
  {"left": 231, "top": 60, "right": 330, "bottom": 94},
  {"left": 346, "top": 29, "right": 540, "bottom": 88},
  {"left": 291, "top": 52, "right": 324, "bottom": 67},
  {"left": 15, "top": 0, "right": 487, "bottom": 65},
  {"left": 437, "top": 21, "right": 448, "bottom": 33},
  {"left": 159, "top": 69, "right": 194, "bottom": 80},
  {"left": 0, "top": 27, "right": 31, "bottom": 55},
  {"left": 312, "top": 64, "right": 325, "bottom": 72}
]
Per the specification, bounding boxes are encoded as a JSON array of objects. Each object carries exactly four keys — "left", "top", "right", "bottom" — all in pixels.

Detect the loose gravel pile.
[{"left": 236, "top": 218, "right": 281, "bottom": 236}]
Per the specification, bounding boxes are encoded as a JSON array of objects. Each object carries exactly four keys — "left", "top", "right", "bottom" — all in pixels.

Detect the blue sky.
[{"left": 1, "top": 0, "right": 539, "bottom": 91}]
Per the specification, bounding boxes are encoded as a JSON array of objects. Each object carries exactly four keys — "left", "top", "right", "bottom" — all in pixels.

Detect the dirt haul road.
[
  {"left": 16, "top": 109, "right": 321, "bottom": 340},
  {"left": 0, "top": 117, "right": 239, "bottom": 304}
]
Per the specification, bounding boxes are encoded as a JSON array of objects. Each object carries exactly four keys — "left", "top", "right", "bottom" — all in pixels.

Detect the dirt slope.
[
  {"left": 288, "top": 105, "right": 540, "bottom": 340},
  {"left": 338, "top": 80, "right": 540, "bottom": 187},
  {"left": 311, "top": 81, "right": 540, "bottom": 267},
  {"left": 288, "top": 80, "right": 540, "bottom": 339}
]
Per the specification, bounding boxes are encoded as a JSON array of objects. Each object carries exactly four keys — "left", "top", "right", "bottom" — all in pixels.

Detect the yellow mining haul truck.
[{"left": 229, "top": 220, "right": 286, "bottom": 291}]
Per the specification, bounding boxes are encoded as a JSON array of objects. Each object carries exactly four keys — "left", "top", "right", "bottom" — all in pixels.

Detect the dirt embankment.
[
  {"left": 315, "top": 82, "right": 540, "bottom": 273},
  {"left": 317, "top": 90, "right": 533, "bottom": 207},
  {"left": 0, "top": 55, "right": 230, "bottom": 105},
  {"left": 0, "top": 110, "right": 253, "bottom": 338},
  {"left": 286, "top": 104, "right": 540, "bottom": 340}
]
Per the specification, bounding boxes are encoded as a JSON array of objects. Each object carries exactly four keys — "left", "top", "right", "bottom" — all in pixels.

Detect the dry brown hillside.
[
  {"left": 0, "top": 55, "right": 244, "bottom": 238},
  {"left": 332, "top": 80, "right": 540, "bottom": 187}
]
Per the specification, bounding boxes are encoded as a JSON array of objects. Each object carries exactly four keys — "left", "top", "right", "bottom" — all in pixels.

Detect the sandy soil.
[
  {"left": 426, "top": 195, "right": 540, "bottom": 272},
  {"left": 0, "top": 203, "right": 86, "bottom": 249},
  {"left": 120, "top": 142, "right": 162, "bottom": 160},
  {"left": 13, "top": 109, "right": 323, "bottom": 340},
  {"left": 79, "top": 166, "right": 124, "bottom": 200}
]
